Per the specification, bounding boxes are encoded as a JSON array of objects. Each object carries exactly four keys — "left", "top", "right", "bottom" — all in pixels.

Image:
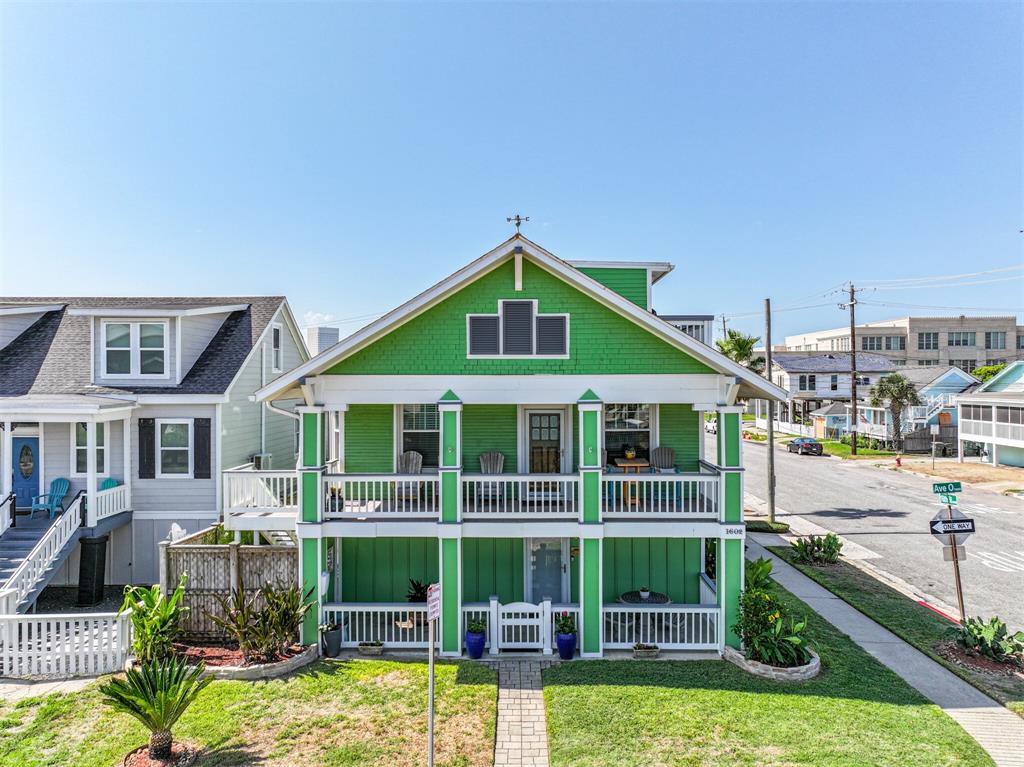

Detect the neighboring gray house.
[{"left": 0, "top": 296, "right": 307, "bottom": 605}]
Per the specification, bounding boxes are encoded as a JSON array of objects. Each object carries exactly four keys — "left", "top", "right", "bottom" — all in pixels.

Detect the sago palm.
[
  {"left": 868, "top": 373, "right": 921, "bottom": 451},
  {"left": 100, "top": 658, "right": 211, "bottom": 759},
  {"left": 715, "top": 329, "right": 764, "bottom": 373}
]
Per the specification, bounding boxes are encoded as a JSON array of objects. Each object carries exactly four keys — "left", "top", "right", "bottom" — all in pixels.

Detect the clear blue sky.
[{"left": 1, "top": 2, "right": 1021, "bottom": 343}]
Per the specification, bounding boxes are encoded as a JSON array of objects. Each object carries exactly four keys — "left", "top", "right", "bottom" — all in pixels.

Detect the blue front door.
[{"left": 11, "top": 437, "right": 40, "bottom": 508}]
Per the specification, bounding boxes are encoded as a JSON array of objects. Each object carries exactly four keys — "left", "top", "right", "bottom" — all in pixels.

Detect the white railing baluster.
[{"left": 601, "top": 605, "right": 719, "bottom": 650}]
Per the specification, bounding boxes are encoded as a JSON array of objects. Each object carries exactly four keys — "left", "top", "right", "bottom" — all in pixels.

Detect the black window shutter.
[
  {"left": 468, "top": 316, "right": 500, "bottom": 355},
  {"left": 536, "top": 316, "right": 567, "bottom": 355},
  {"left": 138, "top": 419, "right": 155, "bottom": 479},
  {"left": 502, "top": 301, "right": 534, "bottom": 355},
  {"left": 194, "top": 418, "right": 211, "bottom": 479}
]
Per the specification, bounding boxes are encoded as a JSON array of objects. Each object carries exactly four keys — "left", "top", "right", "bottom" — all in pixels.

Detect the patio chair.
[
  {"left": 395, "top": 451, "right": 424, "bottom": 505},
  {"left": 475, "top": 451, "right": 507, "bottom": 508},
  {"left": 30, "top": 477, "right": 70, "bottom": 519},
  {"left": 99, "top": 478, "right": 119, "bottom": 491},
  {"left": 650, "top": 447, "right": 677, "bottom": 474}
]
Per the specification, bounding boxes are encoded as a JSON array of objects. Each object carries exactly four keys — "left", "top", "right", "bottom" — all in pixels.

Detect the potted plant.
[
  {"left": 465, "top": 618, "right": 487, "bottom": 659},
  {"left": 358, "top": 640, "right": 384, "bottom": 656},
  {"left": 624, "top": 446, "right": 637, "bottom": 459},
  {"left": 554, "top": 614, "right": 576, "bottom": 660},
  {"left": 633, "top": 642, "right": 659, "bottom": 659},
  {"left": 320, "top": 621, "right": 342, "bottom": 658},
  {"left": 638, "top": 585, "right": 651, "bottom": 600},
  {"left": 407, "top": 579, "right": 429, "bottom": 625},
  {"left": 100, "top": 657, "right": 211, "bottom": 763}
]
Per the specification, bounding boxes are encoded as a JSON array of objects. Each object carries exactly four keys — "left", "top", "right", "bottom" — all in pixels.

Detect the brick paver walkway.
[{"left": 490, "top": 660, "right": 554, "bottom": 766}]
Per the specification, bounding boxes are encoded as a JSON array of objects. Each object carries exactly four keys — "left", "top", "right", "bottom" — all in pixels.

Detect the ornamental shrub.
[
  {"left": 733, "top": 589, "right": 784, "bottom": 649},
  {"left": 119, "top": 575, "right": 188, "bottom": 663},
  {"left": 791, "top": 533, "right": 842, "bottom": 564},
  {"left": 955, "top": 616, "right": 1024, "bottom": 665}
]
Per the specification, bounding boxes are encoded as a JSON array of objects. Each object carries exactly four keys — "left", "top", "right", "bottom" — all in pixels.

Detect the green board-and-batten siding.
[
  {"left": 603, "top": 538, "right": 701, "bottom": 604},
  {"left": 341, "top": 538, "right": 439, "bottom": 602},
  {"left": 462, "top": 538, "right": 524, "bottom": 603},
  {"left": 344, "top": 404, "right": 393, "bottom": 473},
  {"left": 325, "top": 260, "right": 711, "bottom": 376},
  {"left": 462, "top": 405, "right": 517, "bottom": 473},
  {"left": 575, "top": 266, "right": 648, "bottom": 309},
  {"left": 658, "top": 404, "right": 700, "bottom": 471}
]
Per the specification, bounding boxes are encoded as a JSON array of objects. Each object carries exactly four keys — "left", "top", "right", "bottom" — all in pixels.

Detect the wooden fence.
[
  {"left": 161, "top": 527, "right": 298, "bottom": 639},
  {"left": 903, "top": 425, "right": 959, "bottom": 454}
]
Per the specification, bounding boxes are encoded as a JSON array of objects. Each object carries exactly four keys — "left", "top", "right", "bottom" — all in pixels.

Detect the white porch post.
[
  {"left": 86, "top": 420, "right": 98, "bottom": 527},
  {"left": 1, "top": 420, "right": 11, "bottom": 502},
  {"left": 488, "top": 595, "right": 500, "bottom": 655},
  {"left": 123, "top": 417, "right": 133, "bottom": 509}
]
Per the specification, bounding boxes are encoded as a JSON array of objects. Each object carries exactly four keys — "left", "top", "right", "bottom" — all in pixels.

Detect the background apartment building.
[{"left": 783, "top": 316, "right": 1024, "bottom": 373}]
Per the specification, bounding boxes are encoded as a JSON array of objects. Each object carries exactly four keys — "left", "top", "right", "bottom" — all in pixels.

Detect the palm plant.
[
  {"left": 715, "top": 329, "right": 764, "bottom": 373},
  {"left": 100, "top": 658, "right": 211, "bottom": 760},
  {"left": 868, "top": 373, "right": 921, "bottom": 451},
  {"left": 119, "top": 574, "right": 189, "bottom": 663}
]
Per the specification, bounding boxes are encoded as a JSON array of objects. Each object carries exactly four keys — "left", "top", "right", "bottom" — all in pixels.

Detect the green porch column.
[
  {"left": 438, "top": 391, "right": 463, "bottom": 655},
  {"left": 297, "top": 406, "right": 325, "bottom": 645},
  {"left": 716, "top": 405, "right": 745, "bottom": 649},
  {"left": 577, "top": 390, "right": 603, "bottom": 657}
]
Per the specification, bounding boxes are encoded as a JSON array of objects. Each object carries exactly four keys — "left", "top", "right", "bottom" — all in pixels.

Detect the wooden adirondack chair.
[
  {"left": 395, "top": 451, "right": 424, "bottom": 504},
  {"left": 30, "top": 477, "right": 70, "bottom": 519},
  {"left": 99, "top": 478, "right": 119, "bottom": 491},
  {"left": 476, "top": 451, "right": 506, "bottom": 505},
  {"left": 650, "top": 447, "right": 677, "bottom": 473}
]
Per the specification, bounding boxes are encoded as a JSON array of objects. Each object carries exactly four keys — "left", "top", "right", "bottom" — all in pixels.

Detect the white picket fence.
[
  {"left": 223, "top": 469, "right": 299, "bottom": 512},
  {"left": 462, "top": 475, "right": 579, "bottom": 517},
  {"left": 602, "top": 474, "right": 719, "bottom": 518},
  {"left": 0, "top": 610, "right": 133, "bottom": 677},
  {"left": 94, "top": 483, "right": 130, "bottom": 521},
  {"left": 603, "top": 605, "right": 720, "bottom": 649},
  {"left": 323, "top": 475, "right": 440, "bottom": 517},
  {"left": 0, "top": 495, "right": 84, "bottom": 614}
]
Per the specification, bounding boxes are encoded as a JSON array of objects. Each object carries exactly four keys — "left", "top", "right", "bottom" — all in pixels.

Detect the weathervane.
[{"left": 507, "top": 214, "right": 529, "bottom": 234}]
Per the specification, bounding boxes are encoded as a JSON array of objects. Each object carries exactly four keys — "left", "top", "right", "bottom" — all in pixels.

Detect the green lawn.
[
  {"left": 0, "top": 659, "right": 496, "bottom": 767},
  {"left": 745, "top": 519, "right": 791, "bottom": 534},
  {"left": 768, "top": 546, "right": 1024, "bottom": 718},
  {"left": 818, "top": 440, "right": 895, "bottom": 459},
  {"left": 544, "top": 582, "right": 993, "bottom": 767}
]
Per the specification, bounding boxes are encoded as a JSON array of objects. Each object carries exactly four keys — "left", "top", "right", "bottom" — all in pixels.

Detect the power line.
[
  {"left": 855, "top": 264, "right": 1023, "bottom": 286},
  {"left": 869, "top": 275, "right": 1023, "bottom": 291},
  {"left": 300, "top": 311, "right": 384, "bottom": 329},
  {"left": 859, "top": 300, "right": 1023, "bottom": 313}
]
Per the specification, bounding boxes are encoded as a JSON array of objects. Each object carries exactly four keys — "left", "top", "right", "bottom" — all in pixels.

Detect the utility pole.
[
  {"left": 720, "top": 315, "right": 728, "bottom": 344},
  {"left": 764, "top": 298, "right": 776, "bottom": 524},
  {"left": 846, "top": 284, "right": 859, "bottom": 456}
]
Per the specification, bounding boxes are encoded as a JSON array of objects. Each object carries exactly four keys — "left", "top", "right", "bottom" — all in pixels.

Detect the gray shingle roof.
[
  {"left": 772, "top": 352, "right": 895, "bottom": 373},
  {"left": 0, "top": 296, "right": 284, "bottom": 397}
]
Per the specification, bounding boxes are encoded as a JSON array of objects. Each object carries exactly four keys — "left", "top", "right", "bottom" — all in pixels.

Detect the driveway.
[{"left": 730, "top": 434, "right": 1024, "bottom": 630}]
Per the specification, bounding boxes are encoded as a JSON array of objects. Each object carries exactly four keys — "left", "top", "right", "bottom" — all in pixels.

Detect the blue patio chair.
[
  {"left": 99, "top": 478, "right": 119, "bottom": 491},
  {"left": 30, "top": 477, "right": 70, "bottom": 519}
]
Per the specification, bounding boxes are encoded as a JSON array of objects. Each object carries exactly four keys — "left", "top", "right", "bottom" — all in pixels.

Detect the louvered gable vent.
[
  {"left": 502, "top": 301, "right": 534, "bottom": 355},
  {"left": 468, "top": 316, "right": 500, "bottom": 355},
  {"left": 536, "top": 316, "right": 567, "bottom": 355},
  {"left": 467, "top": 300, "right": 568, "bottom": 357}
]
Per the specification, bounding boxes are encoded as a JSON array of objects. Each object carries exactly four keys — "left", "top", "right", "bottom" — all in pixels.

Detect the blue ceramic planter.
[
  {"left": 465, "top": 631, "right": 486, "bottom": 659},
  {"left": 556, "top": 632, "right": 576, "bottom": 660}
]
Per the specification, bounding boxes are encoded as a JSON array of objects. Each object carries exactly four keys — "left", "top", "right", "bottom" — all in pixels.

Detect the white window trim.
[
  {"left": 602, "top": 403, "right": 656, "bottom": 465},
  {"left": 69, "top": 422, "right": 109, "bottom": 478},
  {"left": 395, "top": 404, "right": 441, "bottom": 471},
  {"left": 271, "top": 322, "right": 284, "bottom": 373},
  {"left": 155, "top": 418, "right": 194, "bottom": 479},
  {"left": 466, "top": 300, "right": 571, "bottom": 360},
  {"left": 100, "top": 319, "right": 171, "bottom": 379}
]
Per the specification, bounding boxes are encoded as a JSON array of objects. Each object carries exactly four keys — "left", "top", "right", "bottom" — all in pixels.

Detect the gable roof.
[
  {"left": 894, "top": 365, "right": 979, "bottom": 391},
  {"left": 257, "top": 235, "right": 788, "bottom": 402},
  {"left": 772, "top": 352, "right": 895, "bottom": 373},
  {"left": 0, "top": 296, "right": 285, "bottom": 397},
  {"left": 976, "top": 360, "right": 1024, "bottom": 393}
]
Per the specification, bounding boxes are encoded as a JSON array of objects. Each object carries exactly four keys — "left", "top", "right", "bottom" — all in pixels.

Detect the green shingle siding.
[
  {"left": 344, "top": 405, "right": 393, "bottom": 473},
  {"left": 341, "top": 537, "right": 439, "bottom": 602},
  {"left": 462, "top": 538, "right": 524, "bottom": 602},
  {"left": 658, "top": 404, "right": 700, "bottom": 471},
  {"left": 576, "top": 266, "right": 648, "bottom": 309},
  {"left": 462, "top": 405, "right": 517, "bottom": 473},
  {"left": 326, "top": 260, "right": 711, "bottom": 376}
]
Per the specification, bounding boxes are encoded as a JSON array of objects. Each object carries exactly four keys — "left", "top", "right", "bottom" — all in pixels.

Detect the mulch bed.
[
  {"left": 123, "top": 743, "right": 197, "bottom": 767},
  {"left": 934, "top": 640, "right": 1024, "bottom": 678},
  {"left": 173, "top": 642, "right": 303, "bottom": 668}
]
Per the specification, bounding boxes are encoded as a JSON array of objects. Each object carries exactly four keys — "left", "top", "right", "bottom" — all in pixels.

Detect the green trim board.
[
  {"left": 301, "top": 412, "right": 319, "bottom": 467},
  {"left": 325, "top": 260, "right": 713, "bottom": 376},
  {"left": 300, "top": 471, "right": 319, "bottom": 523},
  {"left": 581, "top": 538, "right": 601, "bottom": 655},
  {"left": 340, "top": 538, "right": 439, "bottom": 602},
  {"left": 441, "top": 538, "right": 460, "bottom": 653},
  {"left": 301, "top": 538, "right": 319, "bottom": 644},
  {"left": 724, "top": 539, "right": 742, "bottom": 648}
]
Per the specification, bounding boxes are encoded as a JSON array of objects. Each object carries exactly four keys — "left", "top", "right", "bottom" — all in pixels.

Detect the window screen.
[{"left": 502, "top": 301, "right": 534, "bottom": 354}]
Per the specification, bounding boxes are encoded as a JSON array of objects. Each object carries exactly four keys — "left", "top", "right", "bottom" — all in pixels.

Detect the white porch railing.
[
  {"left": 0, "top": 495, "right": 84, "bottom": 614},
  {"left": 324, "top": 475, "right": 440, "bottom": 517},
  {"left": 602, "top": 474, "right": 719, "bottom": 518},
  {"left": 322, "top": 603, "right": 430, "bottom": 647},
  {"left": 699, "top": 573, "right": 717, "bottom": 605},
  {"left": 223, "top": 469, "right": 299, "bottom": 512},
  {"left": 462, "top": 475, "right": 579, "bottom": 517},
  {"left": 0, "top": 610, "right": 133, "bottom": 677},
  {"left": 94, "top": 483, "right": 130, "bottom": 521},
  {"left": 603, "top": 605, "right": 720, "bottom": 650},
  {"left": 995, "top": 422, "right": 1024, "bottom": 442},
  {"left": 960, "top": 419, "right": 992, "bottom": 438}
]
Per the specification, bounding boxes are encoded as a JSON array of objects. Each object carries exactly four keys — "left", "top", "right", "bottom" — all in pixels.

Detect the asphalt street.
[{"left": 729, "top": 434, "right": 1024, "bottom": 630}]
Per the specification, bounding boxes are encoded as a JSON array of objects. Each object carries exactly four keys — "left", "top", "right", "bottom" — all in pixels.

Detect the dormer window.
[
  {"left": 467, "top": 300, "right": 569, "bottom": 358},
  {"left": 102, "top": 320, "right": 168, "bottom": 377}
]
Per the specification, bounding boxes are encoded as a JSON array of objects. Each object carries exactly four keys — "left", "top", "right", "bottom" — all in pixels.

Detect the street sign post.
[
  {"left": 928, "top": 502, "right": 972, "bottom": 624},
  {"left": 426, "top": 583, "right": 441, "bottom": 767},
  {"left": 938, "top": 494, "right": 957, "bottom": 506}
]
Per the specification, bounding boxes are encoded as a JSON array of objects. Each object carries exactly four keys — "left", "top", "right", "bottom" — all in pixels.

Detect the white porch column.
[
  {"left": 1, "top": 421, "right": 11, "bottom": 502},
  {"left": 86, "top": 420, "right": 98, "bottom": 527},
  {"left": 123, "top": 417, "right": 133, "bottom": 509}
]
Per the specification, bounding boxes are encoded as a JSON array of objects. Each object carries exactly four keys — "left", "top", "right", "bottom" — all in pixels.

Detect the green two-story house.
[{"left": 226, "top": 234, "right": 785, "bottom": 658}]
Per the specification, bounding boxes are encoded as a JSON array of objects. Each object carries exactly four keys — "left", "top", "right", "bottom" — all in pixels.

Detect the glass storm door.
[
  {"left": 11, "top": 437, "right": 39, "bottom": 508},
  {"left": 530, "top": 538, "right": 565, "bottom": 603},
  {"left": 528, "top": 412, "right": 561, "bottom": 473}
]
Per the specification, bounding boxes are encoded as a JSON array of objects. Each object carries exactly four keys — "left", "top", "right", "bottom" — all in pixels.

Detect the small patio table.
[
  {"left": 618, "top": 590, "right": 671, "bottom": 605},
  {"left": 613, "top": 457, "right": 650, "bottom": 506}
]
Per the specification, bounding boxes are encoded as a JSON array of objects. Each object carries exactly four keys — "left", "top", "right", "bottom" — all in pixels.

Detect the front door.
[
  {"left": 11, "top": 437, "right": 40, "bottom": 508},
  {"left": 529, "top": 538, "right": 565, "bottom": 603},
  {"left": 527, "top": 412, "right": 562, "bottom": 474}
]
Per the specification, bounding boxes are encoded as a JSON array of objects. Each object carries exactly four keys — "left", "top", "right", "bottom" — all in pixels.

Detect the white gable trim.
[{"left": 255, "top": 236, "right": 788, "bottom": 402}]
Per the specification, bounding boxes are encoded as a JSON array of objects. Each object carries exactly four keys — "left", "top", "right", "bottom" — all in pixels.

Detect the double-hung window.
[
  {"left": 71, "top": 422, "right": 106, "bottom": 476},
  {"left": 948, "top": 331, "right": 975, "bottom": 347},
  {"left": 984, "top": 331, "right": 1006, "bottom": 350},
  {"left": 156, "top": 419, "right": 192, "bottom": 478},
  {"left": 401, "top": 404, "right": 440, "bottom": 469},
  {"left": 798, "top": 375, "right": 816, "bottom": 391},
  {"left": 830, "top": 375, "right": 838, "bottom": 391},
  {"left": 102, "top": 321, "right": 168, "bottom": 377},
  {"left": 603, "top": 404, "right": 651, "bottom": 462},
  {"left": 467, "top": 300, "right": 569, "bottom": 357},
  {"left": 884, "top": 336, "right": 905, "bottom": 351},
  {"left": 861, "top": 336, "right": 882, "bottom": 351},
  {"left": 950, "top": 359, "right": 977, "bottom": 373},
  {"left": 917, "top": 332, "right": 938, "bottom": 350},
  {"left": 271, "top": 323, "right": 283, "bottom": 372}
]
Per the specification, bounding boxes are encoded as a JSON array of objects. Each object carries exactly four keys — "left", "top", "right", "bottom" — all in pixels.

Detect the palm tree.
[
  {"left": 100, "top": 658, "right": 211, "bottom": 760},
  {"left": 715, "top": 329, "right": 764, "bottom": 373},
  {"left": 868, "top": 373, "right": 921, "bottom": 451}
]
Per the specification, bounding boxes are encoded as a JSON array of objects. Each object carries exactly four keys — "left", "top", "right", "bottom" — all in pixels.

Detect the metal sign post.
[
  {"left": 426, "top": 582, "right": 441, "bottom": 767},
  {"left": 929, "top": 483, "right": 972, "bottom": 625},
  {"left": 946, "top": 502, "right": 966, "bottom": 625}
]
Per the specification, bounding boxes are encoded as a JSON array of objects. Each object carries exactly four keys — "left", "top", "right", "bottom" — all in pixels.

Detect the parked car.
[
  {"left": 787, "top": 437, "right": 823, "bottom": 456},
  {"left": 704, "top": 418, "right": 717, "bottom": 434}
]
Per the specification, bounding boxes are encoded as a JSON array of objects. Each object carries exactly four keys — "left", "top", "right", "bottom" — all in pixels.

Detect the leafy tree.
[
  {"left": 972, "top": 363, "right": 1006, "bottom": 383},
  {"left": 716, "top": 329, "right": 764, "bottom": 373},
  {"left": 868, "top": 373, "right": 921, "bottom": 451}
]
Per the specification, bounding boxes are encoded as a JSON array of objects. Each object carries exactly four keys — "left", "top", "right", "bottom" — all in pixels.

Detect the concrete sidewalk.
[{"left": 748, "top": 537, "right": 1024, "bottom": 767}]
